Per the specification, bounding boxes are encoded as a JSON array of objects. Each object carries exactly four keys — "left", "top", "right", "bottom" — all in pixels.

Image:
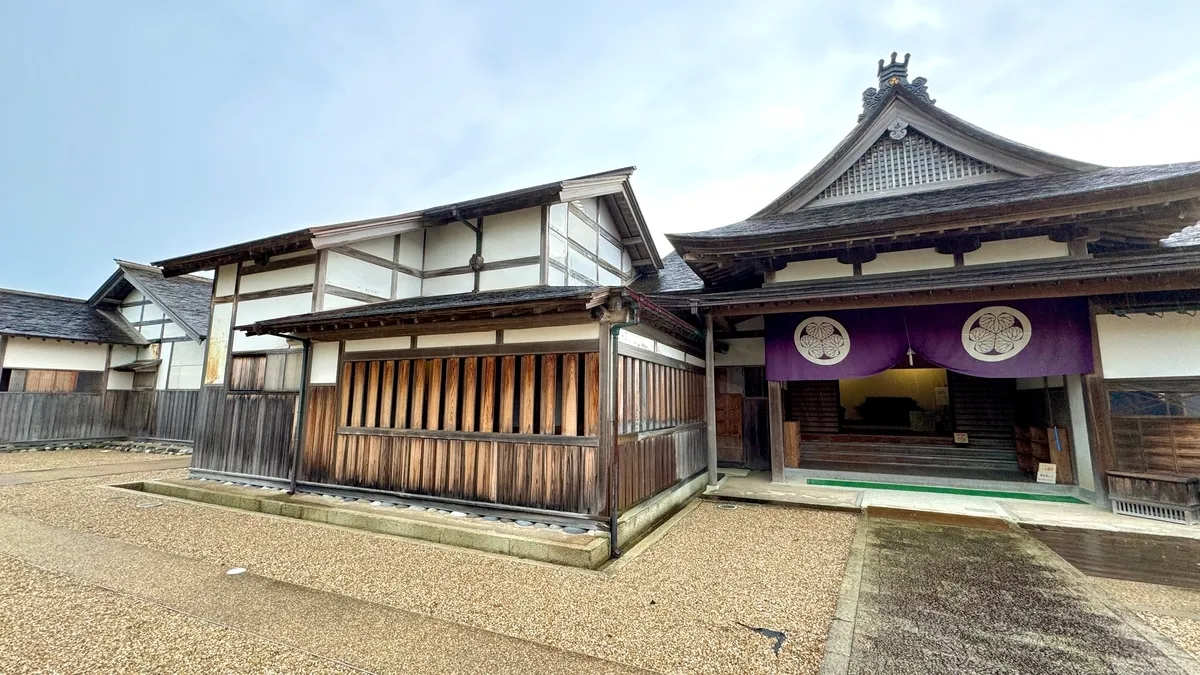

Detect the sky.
[{"left": 3, "top": 0, "right": 1200, "bottom": 297}]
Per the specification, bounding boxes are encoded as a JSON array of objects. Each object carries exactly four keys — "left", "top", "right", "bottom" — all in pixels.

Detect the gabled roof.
[
  {"left": 88, "top": 261, "right": 212, "bottom": 342},
  {"left": 631, "top": 251, "right": 704, "bottom": 294},
  {"left": 753, "top": 78, "right": 1099, "bottom": 217},
  {"left": 0, "top": 289, "right": 146, "bottom": 345},
  {"left": 154, "top": 167, "right": 661, "bottom": 276}
]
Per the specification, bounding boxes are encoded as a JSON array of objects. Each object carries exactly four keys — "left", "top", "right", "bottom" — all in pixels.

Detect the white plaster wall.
[
  {"left": 598, "top": 268, "right": 622, "bottom": 286},
  {"left": 310, "top": 341, "right": 340, "bottom": 384},
  {"left": 504, "top": 324, "right": 598, "bottom": 344},
  {"left": 599, "top": 238, "right": 623, "bottom": 271},
  {"left": 322, "top": 294, "right": 366, "bottom": 311},
  {"left": 481, "top": 207, "right": 541, "bottom": 262},
  {"left": 1097, "top": 313, "right": 1200, "bottom": 379},
  {"left": 415, "top": 332, "right": 497, "bottom": 348},
  {"left": 479, "top": 264, "right": 540, "bottom": 291},
  {"left": 547, "top": 266, "right": 567, "bottom": 287},
  {"left": 862, "top": 248, "right": 954, "bottom": 275},
  {"left": 155, "top": 342, "right": 173, "bottom": 390},
  {"left": 107, "top": 371, "right": 134, "bottom": 390},
  {"left": 204, "top": 302, "right": 233, "bottom": 385},
  {"left": 141, "top": 303, "right": 165, "bottom": 322},
  {"left": 772, "top": 258, "right": 852, "bottom": 283},
  {"left": 168, "top": 340, "right": 204, "bottom": 390},
  {"left": 349, "top": 235, "right": 395, "bottom": 260},
  {"left": 964, "top": 236, "right": 1069, "bottom": 266},
  {"left": 618, "top": 331, "right": 655, "bottom": 351},
  {"left": 568, "top": 210, "right": 597, "bottom": 253},
  {"left": 109, "top": 344, "right": 138, "bottom": 368},
  {"left": 326, "top": 252, "right": 391, "bottom": 299},
  {"left": 398, "top": 231, "right": 424, "bottom": 270},
  {"left": 396, "top": 273, "right": 421, "bottom": 300},
  {"left": 424, "top": 222, "right": 476, "bottom": 270},
  {"left": 238, "top": 264, "right": 316, "bottom": 294},
  {"left": 715, "top": 338, "right": 765, "bottom": 367},
  {"left": 596, "top": 200, "right": 620, "bottom": 240},
  {"left": 422, "top": 274, "right": 474, "bottom": 297},
  {"left": 140, "top": 324, "right": 163, "bottom": 341},
  {"left": 124, "top": 289, "right": 145, "bottom": 303},
  {"left": 214, "top": 264, "right": 237, "bottom": 297},
  {"left": 236, "top": 293, "right": 312, "bottom": 326},
  {"left": 569, "top": 248, "right": 597, "bottom": 282},
  {"left": 3, "top": 338, "right": 108, "bottom": 370},
  {"left": 344, "top": 336, "right": 412, "bottom": 352},
  {"left": 548, "top": 232, "right": 568, "bottom": 267},
  {"left": 161, "top": 322, "right": 186, "bottom": 339},
  {"left": 657, "top": 343, "right": 687, "bottom": 362},
  {"left": 120, "top": 305, "right": 143, "bottom": 322},
  {"left": 548, "top": 203, "right": 568, "bottom": 234}
]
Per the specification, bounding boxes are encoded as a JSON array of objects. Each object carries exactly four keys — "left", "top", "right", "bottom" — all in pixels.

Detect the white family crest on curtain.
[
  {"left": 794, "top": 316, "right": 850, "bottom": 365},
  {"left": 961, "top": 306, "right": 1032, "bottom": 362}
]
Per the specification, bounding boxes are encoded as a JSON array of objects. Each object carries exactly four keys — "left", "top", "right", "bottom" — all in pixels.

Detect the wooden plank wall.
[
  {"left": 613, "top": 353, "right": 706, "bottom": 510},
  {"left": 0, "top": 390, "right": 199, "bottom": 444},
  {"left": 1111, "top": 417, "right": 1200, "bottom": 476},
  {"left": 190, "top": 386, "right": 297, "bottom": 479},
  {"left": 313, "top": 352, "right": 605, "bottom": 514}
]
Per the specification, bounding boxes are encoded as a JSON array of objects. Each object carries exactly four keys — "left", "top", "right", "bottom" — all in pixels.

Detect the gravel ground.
[
  {"left": 0, "top": 555, "right": 354, "bottom": 674},
  {"left": 1094, "top": 577, "right": 1200, "bottom": 661},
  {"left": 0, "top": 471, "right": 856, "bottom": 674},
  {"left": 0, "top": 449, "right": 164, "bottom": 474}
]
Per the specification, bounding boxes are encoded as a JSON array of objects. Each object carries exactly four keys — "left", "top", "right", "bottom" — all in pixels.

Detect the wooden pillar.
[
  {"left": 1082, "top": 303, "right": 1115, "bottom": 504},
  {"left": 768, "top": 380, "right": 786, "bottom": 483},
  {"left": 598, "top": 320, "right": 615, "bottom": 511},
  {"left": 704, "top": 313, "right": 719, "bottom": 486}
]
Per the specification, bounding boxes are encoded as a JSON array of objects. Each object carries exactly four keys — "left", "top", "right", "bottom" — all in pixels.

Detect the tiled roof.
[
  {"left": 0, "top": 289, "right": 145, "bottom": 345},
  {"left": 630, "top": 252, "right": 704, "bottom": 294}
]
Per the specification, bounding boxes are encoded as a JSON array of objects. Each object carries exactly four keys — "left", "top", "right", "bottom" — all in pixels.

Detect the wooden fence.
[
  {"left": 0, "top": 390, "right": 199, "bottom": 444},
  {"left": 190, "top": 386, "right": 297, "bottom": 479}
]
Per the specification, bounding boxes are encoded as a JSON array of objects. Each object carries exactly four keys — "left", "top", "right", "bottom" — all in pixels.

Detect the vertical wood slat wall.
[
  {"left": 0, "top": 390, "right": 200, "bottom": 444},
  {"left": 304, "top": 352, "right": 604, "bottom": 514},
  {"left": 614, "top": 353, "right": 706, "bottom": 511}
]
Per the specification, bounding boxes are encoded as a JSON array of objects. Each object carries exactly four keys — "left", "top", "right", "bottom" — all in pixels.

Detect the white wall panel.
[
  {"left": 424, "top": 222, "right": 476, "bottom": 270},
  {"left": 310, "top": 341, "right": 341, "bottom": 384},
  {"left": 161, "top": 322, "right": 186, "bottom": 339},
  {"left": 862, "top": 248, "right": 954, "bottom": 275},
  {"left": 503, "top": 323, "right": 598, "bottom": 344},
  {"left": 349, "top": 235, "right": 395, "bottom": 260},
  {"left": 155, "top": 342, "right": 173, "bottom": 390},
  {"left": 4, "top": 337, "right": 108, "bottom": 371},
  {"left": 656, "top": 343, "right": 687, "bottom": 362},
  {"left": 398, "top": 231, "right": 424, "bottom": 270},
  {"left": 235, "top": 293, "right": 312, "bottom": 325},
  {"left": 141, "top": 303, "right": 165, "bottom": 321},
  {"left": 344, "top": 336, "right": 412, "bottom": 352},
  {"left": 140, "top": 324, "right": 163, "bottom": 340},
  {"left": 482, "top": 207, "right": 541, "bottom": 262},
  {"left": 479, "top": 264, "right": 540, "bottom": 291},
  {"left": 124, "top": 289, "right": 145, "bottom": 303},
  {"left": 322, "top": 293, "right": 365, "bottom": 310},
  {"left": 618, "top": 331, "right": 655, "bottom": 351},
  {"left": 597, "top": 200, "right": 620, "bottom": 239},
  {"left": 547, "top": 266, "right": 566, "bottom": 286},
  {"left": 421, "top": 274, "right": 474, "bottom": 297},
  {"left": 204, "top": 302, "right": 233, "bottom": 385},
  {"left": 599, "top": 238, "right": 623, "bottom": 270},
  {"left": 598, "top": 268, "right": 622, "bottom": 286},
  {"left": 214, "top": 264, "right": 237, "bottom": 296},
  {"left": 326, "top": 252, "right": 390, "bottom": 299},
  {"left": 548, "top": 232, "right": 568, "bottom": 265},
  {"left": 569, "top": 249, "right": 597, "bottom": 282},
  {"left": 233, "top": 331, "right": 293, "bottom": 353},
  {"left": 107, "top": 371, "right": 134, "bottom": 390},
  {"left": 965, "top": 236, "right": 1069, "bottom": 266},
  {"left": 120, "top": 305, "right": 143, "bottom": 322},
  {"left": 1097, "top": 313, "right": 1200, "bottom": 379},
  {"left": 395, "top": 273, "right": 421, "bottom": 300},
  {"left": 772, "top": 258, "right": 852, "bottom": 283},
  {"left": 109, "top": 345, "right": 138, "bottom": 368},
  {"left": 686, "top": 354, "right": 705, "bottom": 368},
  {"left": 168, "top": 340, "right": 204, "bottom": 390},
  {"left": 715, "top": 338, "right": 765, "bottom": 366},
  {"left": 238, "top": 264, "right": 316, "bottom": 294},
  {"left": 415, "top": 332, "right": 496, "bottom": 348},
  {"left": 568, "top": 212, "right": 597, "bottom": 253}
]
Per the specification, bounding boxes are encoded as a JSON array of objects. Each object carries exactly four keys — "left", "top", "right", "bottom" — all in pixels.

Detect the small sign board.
[
  {"left": 935, "top": 386, "right": 950, "bottom": 407},
  {"left": 1037, "top": 462, "right": 1058, "bottom": 484},
  {"left": 953, "top": 432, "right": 969, "bottom": 444}
]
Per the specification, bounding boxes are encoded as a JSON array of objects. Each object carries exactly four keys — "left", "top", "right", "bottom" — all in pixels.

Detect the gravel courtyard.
[
  {"left": 0, "top": 448, "right": 170, "bottom": 473},
  {"left": 0, "top": 451, "right": 857, "bottom": 674}
]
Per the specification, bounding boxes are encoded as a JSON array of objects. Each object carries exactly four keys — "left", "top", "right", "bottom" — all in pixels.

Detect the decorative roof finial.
[{"left": 860, "top": 53, "right": 935, "bottom": 122}]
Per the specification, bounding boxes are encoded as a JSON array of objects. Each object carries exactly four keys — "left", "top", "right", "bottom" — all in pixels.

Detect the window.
[
  {"left": 0, "top": 369, "right": 103, "bottom": 393},
  {"left": 229, "top": 353, "right": 303, "bottom": 392},
  {"left": 1110, "top": 390, "right": 1200, "bottom": 418}
]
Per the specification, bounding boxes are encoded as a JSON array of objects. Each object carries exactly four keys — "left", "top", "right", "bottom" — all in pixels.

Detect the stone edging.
[
  {"left": 818, "top": 516, "right": 867, "bottom": 675},
  {"left": 0, "top": 439, "right": 192, "bottom": 456}
]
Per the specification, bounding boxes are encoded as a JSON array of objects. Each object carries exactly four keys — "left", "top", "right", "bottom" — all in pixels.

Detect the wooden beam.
[
  {"left": 767, "top": 380, "right": 785, "bottom": 483},
  {"left": 287, "top": 311, "right": 597, "bottom": 341},
  {"left": 341, "top": 339, "right": 599, "bottom": 363},
  {"left": 704, "top": 313, "right": 719, "bottom": 486},
  {"left": 324, "top": 285, "right": 390, "bottom": 304}
]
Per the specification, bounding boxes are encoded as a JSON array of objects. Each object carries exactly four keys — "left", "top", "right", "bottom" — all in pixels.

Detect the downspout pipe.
[
  {"left": 269, "top": 333, "right": 312, "bottom": 496},
  {"left": 607, "top": 302, "right": 641, "bottom": 560}
]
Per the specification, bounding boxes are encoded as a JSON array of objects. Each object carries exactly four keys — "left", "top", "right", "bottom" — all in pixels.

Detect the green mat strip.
[{"left": 806, "top": 478, "right": 1086, "bottom": 503}]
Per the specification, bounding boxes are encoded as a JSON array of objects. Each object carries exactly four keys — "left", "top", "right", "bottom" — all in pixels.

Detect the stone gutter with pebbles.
[
  {"left": 118, "top": 478, "right": 617, "bottom": 568},
  {"left": 0, "top": 439, "right": 192, "bottom": 455}
]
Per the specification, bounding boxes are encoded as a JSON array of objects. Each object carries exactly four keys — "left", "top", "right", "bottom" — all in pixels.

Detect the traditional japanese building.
[{"left": 650, "top": 54, "right": 1200, "bottom": 516}]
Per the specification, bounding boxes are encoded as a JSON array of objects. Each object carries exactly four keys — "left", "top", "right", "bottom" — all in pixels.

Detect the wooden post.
[
  {"left": 768, "top": 380, "right": 785, "bottom": 483},
  {"left": 1082, "top": 303, "right": 1115, "bottom": 504},
  {"left": 704, "top": 313, "right": 719, "bottom": 486}
]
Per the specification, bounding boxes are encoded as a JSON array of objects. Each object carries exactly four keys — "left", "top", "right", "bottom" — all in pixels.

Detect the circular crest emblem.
[
  {"left": 962, "top": 306, "right": 1031, "bottom": 362},
  {"left": 794, "top": 316, "right": 850, "bottom": 366}
]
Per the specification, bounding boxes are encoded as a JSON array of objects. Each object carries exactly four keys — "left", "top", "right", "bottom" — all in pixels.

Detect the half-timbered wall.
[{"left": 546, "top": 199, "right": 634, "bottom": 287}]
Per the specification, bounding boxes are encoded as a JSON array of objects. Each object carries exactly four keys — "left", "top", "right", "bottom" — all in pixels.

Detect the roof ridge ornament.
[{"left": 860, "top": 52, "right": 935, "bottom": 121}]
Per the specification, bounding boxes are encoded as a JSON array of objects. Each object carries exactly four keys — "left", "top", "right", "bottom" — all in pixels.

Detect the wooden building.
[
  {"left": 646, "top": 54, "right": 1200, "bottom": 517},
  {"left": 0, "top": 261, "right": 211, "bottom": 445}
]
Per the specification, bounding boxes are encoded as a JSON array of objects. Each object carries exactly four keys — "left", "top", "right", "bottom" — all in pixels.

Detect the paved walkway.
[
  {"left": 828, "top": 518, "right": 1199, "bottom": 674},
  {"left": 0, "top": 512, "right": 641, "bottom": 674},
  {"left": 0, "top": 456, "right": 192, "bottom": 486}
]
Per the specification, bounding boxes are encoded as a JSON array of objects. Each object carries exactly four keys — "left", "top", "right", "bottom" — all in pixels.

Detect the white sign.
[
  {"left": 962, "top": 305, "right": 1032, "bottom": 362},
  {"left": 1037, "top": 462, "right": 1058, "bottom": 484},
  {"left": 794, "top": 316, "right": 850, "bottom": 366}
]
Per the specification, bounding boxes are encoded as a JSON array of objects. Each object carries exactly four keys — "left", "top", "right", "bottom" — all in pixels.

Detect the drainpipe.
[
  {"left": 286, "top": 336, "right": 312, "bottom": 495},
  {"left": 607, "top": 301, "right": 641, "bottom": 560}
]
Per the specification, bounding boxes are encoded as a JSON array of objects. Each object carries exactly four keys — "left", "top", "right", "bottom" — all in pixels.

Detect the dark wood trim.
[
  {"left": 213, "top": 295, "right": 235, "bottom": 304},
  {"left": 324, "top": 285, "right": 389, "bottom": 304},
  {"left": 128, "top": 318, "right": 172, "bottom": 327},
  {"left": 615, "top": 342, "right": 703, "bottom": 374},
  {"left": 119, "top": 299, "right": 153, "bottom": 308},
  {"left": 239, "top": 252, "right": 318, "bottom": 276},
  {"left": 312, "top": 249, "right": 328, "bottom": 312},
  {"left": 1083, "top": 302, "right": 1115, "bottom": 500},
  {"left": 424, "top": 255, "right": 542, "bottom": 280},
  {"left": 341, "top": 339, "right": 600, "bottom": 362},
  {"left": 0, "top": 335, "right": 8, "bottom": 371},
  {"left": 159, "top": 336, "right": 195, "bottom": 344},
  {"left": 223, "top": 264, "right": 242, "bottom": 386},
  {"left": 617, "top": 421, "right": 706, "bottom": 444},
  {"left": 715, "top": 330, "right": 764, "bottom": 339},
  {"left": 331, "top": 245, "right": 423, "bottom": 279},
  {"left": 1105, "top": 377, "right": 1200, "bottom": 392},
  {"left": 238, "top": 284, "right": 314, "bottom": 302},
  {"left": 337, "top": 426, "right": 599, "bottom": 447},
  {"left": 293, "top": 311, "right": 599, "bottom": 342},
  {"left": 565, "top": 237, "right": 632, "bottom": 283},
  {"left": 767, "top": 380, "right": 785, "bottom": 482},
  {"left": 390, "top": 236, "right": 402, "bottom": 300}
]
